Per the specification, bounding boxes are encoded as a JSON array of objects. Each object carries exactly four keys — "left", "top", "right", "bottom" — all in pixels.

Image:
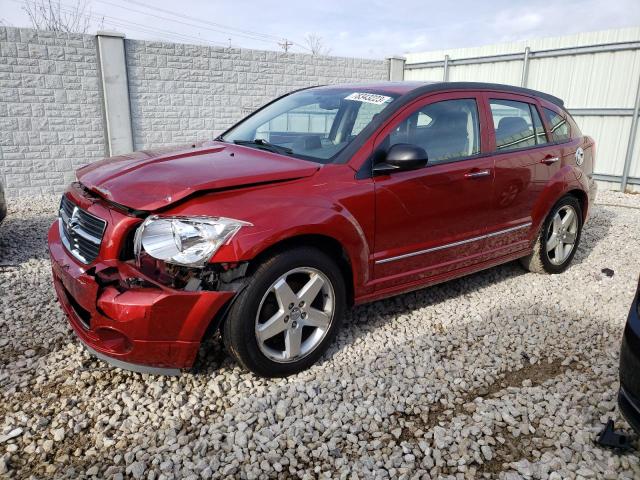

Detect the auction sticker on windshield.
[{"left": 344, "top": 92, "right": 392, "bottom": 105}]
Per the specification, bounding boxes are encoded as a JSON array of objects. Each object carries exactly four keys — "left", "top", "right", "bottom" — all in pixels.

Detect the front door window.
[{"left": 385, "top": 98, "right": 481, "bottom": 164}]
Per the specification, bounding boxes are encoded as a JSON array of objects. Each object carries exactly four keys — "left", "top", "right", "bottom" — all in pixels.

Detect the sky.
[{"left": 2, "top": 0, "right": 640, "bottom": 58}]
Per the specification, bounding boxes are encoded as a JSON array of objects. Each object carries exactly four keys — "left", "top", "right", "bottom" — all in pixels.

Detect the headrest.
[{"left": 497, "top": 117, "right": 529, "bottom": 135}]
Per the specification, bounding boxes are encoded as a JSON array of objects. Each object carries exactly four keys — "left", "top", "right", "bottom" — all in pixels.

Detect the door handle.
[
  {"left": 542, "top": 155, "right": 560, "bottom": 165},
  {"left": 464, "top": 169, "right": 491, "bottom": 178}
]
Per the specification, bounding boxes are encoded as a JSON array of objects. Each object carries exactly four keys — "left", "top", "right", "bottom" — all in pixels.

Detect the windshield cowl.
[{"left": 233, "top": 139, "right": 293, "bottom": 155}]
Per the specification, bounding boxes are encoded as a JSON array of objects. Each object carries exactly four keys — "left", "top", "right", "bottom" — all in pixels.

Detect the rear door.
[
  {"left": 482, "top": 93, "right": 561, "bottom": 259},
  {"left": 371, "top": 92, "right": 495, "bottom": 291}
]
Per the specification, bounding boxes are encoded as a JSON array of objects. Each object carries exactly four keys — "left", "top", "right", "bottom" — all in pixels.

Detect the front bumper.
[
  {"left": 618, "top": 283, "right": 640, "bottom": 433},
  {"left": 48, "top": 222, "right": 235, "bottom": 374}
]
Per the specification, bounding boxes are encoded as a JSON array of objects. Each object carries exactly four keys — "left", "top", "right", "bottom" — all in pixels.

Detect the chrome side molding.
[{"left": 376, "top": 222, "right": 532, "bottom": 264}]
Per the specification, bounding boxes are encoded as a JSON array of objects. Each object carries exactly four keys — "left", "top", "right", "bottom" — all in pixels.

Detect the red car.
[{"left": 48, "top": 82, "right": 597, "bottom": 377}]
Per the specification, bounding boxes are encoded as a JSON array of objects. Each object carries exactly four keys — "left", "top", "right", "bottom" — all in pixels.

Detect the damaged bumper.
[{"left": 48, "top": 222, "right": 235, "bottom": 374}]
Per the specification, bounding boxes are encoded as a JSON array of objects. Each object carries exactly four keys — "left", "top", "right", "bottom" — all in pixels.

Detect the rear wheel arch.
[
  {"left": 520, "top": 194, "right": 583, "bottom": 274},
  {"left": 532, "top": 166, "right": 588, "bottom": 234},
  {"left": 566, "top": 188, "right": 588, "bottom": 221}
]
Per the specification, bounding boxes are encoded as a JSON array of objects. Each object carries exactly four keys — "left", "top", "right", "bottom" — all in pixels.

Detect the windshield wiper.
[{"left": 233, "top": 139, "right": 293, "bottom": 155}]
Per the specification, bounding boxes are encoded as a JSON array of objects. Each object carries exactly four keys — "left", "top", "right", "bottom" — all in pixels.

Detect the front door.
[{"left": 371, "top": 92, "right": 495, "bottom": 291}]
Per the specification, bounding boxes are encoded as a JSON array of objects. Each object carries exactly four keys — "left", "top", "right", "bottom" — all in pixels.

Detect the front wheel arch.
[
  {"left": 198, "top": 234, "right": 356, "bottom": 350},
  {"left": 244, "top": 234, "right": 355, "bottom": 307},
  {"left": 222, "top": 245, "right": 347, "bottom": 377}
]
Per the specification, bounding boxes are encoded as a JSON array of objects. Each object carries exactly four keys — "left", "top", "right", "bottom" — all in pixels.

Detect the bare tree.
[
  {"left": 304, "top": 33, "right": 331, "bottom": 56},
  {"left": 22, "top": 0, "right": 93, "bottom": 33}
]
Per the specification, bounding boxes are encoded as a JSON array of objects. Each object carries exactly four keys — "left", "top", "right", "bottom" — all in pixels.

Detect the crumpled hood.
[{"left": 77, "top": 141, "right": 320, "bottom": 211}]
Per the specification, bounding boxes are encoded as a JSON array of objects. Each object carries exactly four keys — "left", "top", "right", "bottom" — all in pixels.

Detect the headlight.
[{"left": 134, "top": 215, "right": 251, "bottom": 267}]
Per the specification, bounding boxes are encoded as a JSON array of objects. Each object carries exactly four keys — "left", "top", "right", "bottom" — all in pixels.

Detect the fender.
[
  {"left": 163, "top": 169, "right": 375, "bottom": 298},
  {"left": 217, "top": 204, "right": 372, "bottom": 297}
]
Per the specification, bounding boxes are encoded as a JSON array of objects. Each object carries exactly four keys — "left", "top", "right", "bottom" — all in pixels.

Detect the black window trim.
[{"left": 489, "top": 140, "right": 562, "bottom": 157}]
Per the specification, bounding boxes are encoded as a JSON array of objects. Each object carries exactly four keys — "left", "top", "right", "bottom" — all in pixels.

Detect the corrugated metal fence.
[{"left": 403, "top": 30, "right": 640, "bottom": 191}]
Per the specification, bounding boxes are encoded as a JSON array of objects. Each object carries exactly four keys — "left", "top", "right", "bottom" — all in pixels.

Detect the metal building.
[{"left": 402, "top": 27, "right": 640, "bottom": 191}]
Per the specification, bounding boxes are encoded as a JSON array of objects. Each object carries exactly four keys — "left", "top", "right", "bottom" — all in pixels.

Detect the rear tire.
[
  {"left": 222, "top": 246, "right": 346, "bottom": 377},
  {"left": 519, "top": 195, "right": 582, "bottom": 274}
]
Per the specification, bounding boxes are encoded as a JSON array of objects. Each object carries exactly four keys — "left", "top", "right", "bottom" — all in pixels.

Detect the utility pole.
[{"left": 278, "top": 38, "right": 293, "bottom": 53}]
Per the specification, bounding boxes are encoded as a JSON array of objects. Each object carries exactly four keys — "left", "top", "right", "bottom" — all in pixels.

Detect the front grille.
[{"left": 59, "top": 195, "right": 107, "bottom": 264}]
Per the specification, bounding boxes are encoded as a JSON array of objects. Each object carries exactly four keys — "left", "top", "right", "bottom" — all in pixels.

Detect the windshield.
[{"left": 221, "top": 88, "right": 399, "bottom": 163}]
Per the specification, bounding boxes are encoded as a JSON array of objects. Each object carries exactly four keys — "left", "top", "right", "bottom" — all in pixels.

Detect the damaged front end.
[
  {"left": 48, "top": 185, "right": 246, "bottom": 373},
  {"left": 133, "top": 254, "right": 249, "bottom": 292}
]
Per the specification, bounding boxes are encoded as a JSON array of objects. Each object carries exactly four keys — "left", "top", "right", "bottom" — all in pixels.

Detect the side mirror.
[{"left": 373, "top": 143, "right": 428, "bottom": 174}]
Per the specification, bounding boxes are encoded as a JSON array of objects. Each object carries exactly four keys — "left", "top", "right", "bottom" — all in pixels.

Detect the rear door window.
[
  {"left": 489, "top": 99, "right": 540, "bottom": 151},
  {"left": 543, "top": 107, "right": 571, "bottom": 142}
]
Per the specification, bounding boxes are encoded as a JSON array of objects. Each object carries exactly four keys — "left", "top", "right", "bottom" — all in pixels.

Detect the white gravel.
[{"left": 1, "top": 190, "right": 639, "bottom": 479}]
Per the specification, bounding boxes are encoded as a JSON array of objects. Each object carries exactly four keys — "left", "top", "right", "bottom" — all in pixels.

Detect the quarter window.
[
  {"left": 386, "top": 99, "right": 480, "bottom": 164},
  {"left": 543, "top": 108, "right": 571, "bottom": 142},
  {"left": 490, "top": 99, "right": 542, "bottom": 151}
]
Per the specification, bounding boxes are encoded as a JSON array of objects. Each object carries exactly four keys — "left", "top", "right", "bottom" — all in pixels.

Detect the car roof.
[
  {"left": 313, "top": 81, "right": 434, "bottom": 95},
  {"left": 312, "top": 81, "right": 564, "bottom": 108}
]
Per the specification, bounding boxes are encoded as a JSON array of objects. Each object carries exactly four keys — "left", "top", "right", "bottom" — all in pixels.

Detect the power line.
[
  {"left": 92, "top": 0, "right": 284, "bottom": 46},
  {"left": 14, "top": 0, "right": 312, "bottom": 52},
  {"left": 122, "top": 0, "right": 282, "bottom": 41},
  {"left": 10, "top": 0, "right": 227, "bottom": 46},
  {"left": 99, "top": 20, "right": 222, "bottom": 46},
  {"left": 99, "top": 0, "right": 311, "bottom": 52}
]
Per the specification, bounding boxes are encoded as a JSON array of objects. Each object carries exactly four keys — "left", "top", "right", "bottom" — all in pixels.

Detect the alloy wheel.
[
  {"left": 546, "top": 205, "right": 579, "bottom": 265},
  {"left": 255, "top": 267, "right": 335, "bottom": 363}
]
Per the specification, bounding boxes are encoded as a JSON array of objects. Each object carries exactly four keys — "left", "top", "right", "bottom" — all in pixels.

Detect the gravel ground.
[{"left": 1, "top": 190, "right": 639, "bottom": 479}]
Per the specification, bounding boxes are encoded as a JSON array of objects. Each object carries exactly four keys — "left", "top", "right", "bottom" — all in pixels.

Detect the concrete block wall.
[
  {"left": 125, "top": 41, "right": 389, "bottom": 150},
  {"left": 0, "top": 27, "right": 105, "bottom": 197},
  {"left": 0, "top": 26, "right": 390, "bottom": 197}
]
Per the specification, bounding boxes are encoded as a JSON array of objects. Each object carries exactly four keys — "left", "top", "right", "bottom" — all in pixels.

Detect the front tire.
[
  {"left": 222, "top": 246, "right": 346, "bottom": 377},
  {"left": 519, "top": 195, "right": 583, "bottom": 274}
]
